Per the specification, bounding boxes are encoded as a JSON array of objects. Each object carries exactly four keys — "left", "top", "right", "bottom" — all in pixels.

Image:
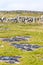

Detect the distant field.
[
  {"left": 0, "top": 22, "right": 43, "bottom": 65},
  {"left": 0, "top": 11, "right": 42, "bottom": 18}
]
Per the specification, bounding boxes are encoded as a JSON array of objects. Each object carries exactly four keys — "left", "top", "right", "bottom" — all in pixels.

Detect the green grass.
[{"left": 0, "top": 22, "right": 43, "bottom": 65}]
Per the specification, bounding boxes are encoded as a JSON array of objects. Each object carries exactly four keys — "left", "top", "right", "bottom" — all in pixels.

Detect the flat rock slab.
[
  {"left": 40, "top": 58, "right": 43, "bottom": 61},
  {"left": 11, "top": 43, "right": 42, "bottom": 51},
  {"left": 0, "top": 28, "right": 10, "bottom": 31},
  {"left": 0, "top": 36, "right": 31, "bottom": 42},
  {"left": 0, "top": 56, "right": 21, "bottom": 64}
]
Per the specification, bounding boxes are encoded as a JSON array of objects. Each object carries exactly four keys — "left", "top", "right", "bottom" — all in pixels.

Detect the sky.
[{"left": 0, "top": 0, "right": 43, "bottom": 11}]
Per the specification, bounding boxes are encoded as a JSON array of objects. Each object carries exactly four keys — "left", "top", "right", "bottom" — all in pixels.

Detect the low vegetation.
[{"left": 0, "top": 22, "right": 43, "bottom": 65}]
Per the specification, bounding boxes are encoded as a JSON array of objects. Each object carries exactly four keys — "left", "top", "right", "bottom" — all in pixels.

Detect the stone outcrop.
[{"left": 0, "top": 15, "right": 43, "bottom": 23}]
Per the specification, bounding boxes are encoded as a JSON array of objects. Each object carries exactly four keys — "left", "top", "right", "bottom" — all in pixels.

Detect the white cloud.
[{"left": 0, "top": 0, "right": 43, "bottom": 11}]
